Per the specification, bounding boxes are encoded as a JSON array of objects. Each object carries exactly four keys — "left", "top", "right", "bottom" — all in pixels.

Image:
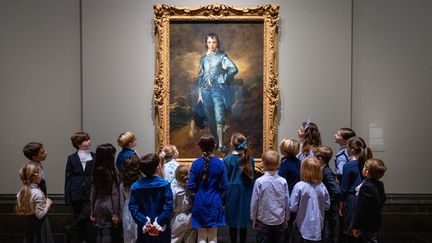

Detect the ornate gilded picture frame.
[{"left": 153, "top": 4, "right": 279, "bottom": 163}]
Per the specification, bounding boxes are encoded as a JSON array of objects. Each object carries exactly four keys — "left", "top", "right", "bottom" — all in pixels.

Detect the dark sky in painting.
[{"left": 169, "top": 22, "right": 264, "bottom": 94}]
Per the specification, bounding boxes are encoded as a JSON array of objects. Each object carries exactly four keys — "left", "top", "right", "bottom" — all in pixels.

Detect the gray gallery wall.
[{"left": 1, "top": 0, "right": 431, "bottom": 194}]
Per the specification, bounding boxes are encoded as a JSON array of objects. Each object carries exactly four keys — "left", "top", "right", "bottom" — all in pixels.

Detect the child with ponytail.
[
  {"left": 16, "top": 162, "right": 54, "bottom": 243},
  {"left": 339, "top": 136, "right": 373, "bottom": 242},
  {"left": 223, "top": 132, "right": 255, "bottom": 243},
  {"left": 188, "top": 135, "right": 228, "bottom": 243}
]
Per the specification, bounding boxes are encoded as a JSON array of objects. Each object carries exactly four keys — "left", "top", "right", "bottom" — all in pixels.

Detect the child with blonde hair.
[
  {"left": 16, "top": 162, "right": 54, "bottom": 243},
  {"left": 250, "top": 150, "right": 290, "bottom": 243},
  {"left": 160, "top": 144, "right": 180, "bottom": 183},
  {"left": 278, "top": 138, "right": 301, "bottom": 242},
  {"left": 289, "top": 157, "right": 330, "bottom": 243},
  {"left": 171, "top": 165, "right": 197, "bottom": 243},
  {"left": 353, "top": 159, "right": 387, "bottom": 243},
  {"left": 116, "top": 131, "right": 138, "bottom": 172}
]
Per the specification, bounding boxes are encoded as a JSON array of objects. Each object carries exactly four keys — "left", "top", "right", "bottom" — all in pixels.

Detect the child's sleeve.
[
  {"left": 250, "top": 181, "right": 259, "bottom": 220},
  {"left": 64, "top": 157, "right": 72, "bottom": 205},
  {"left": 90, "top": 184, "right": 96, "bottom": 216},
  {"left": 129, "top": 189, "right": 148, "bottom": 227},
  {"left": 220, "top": 163, "right": 229, "bottom": 193},
  {"left": 284, "top": 182, "right": 290, "bottom": 221},
  {"left": 353, "top": 183, "right": 370, "bottom": 229},
  {"left": 111, "top": 181, "right": 120, "bottom": 218},
  {"left": 33, "top": 190, "right": 49, "bottom": 219},
  {"left": 155, "top": 183, "right": 174, "bottom": 227},
  {"left": 325, "top": 169, "right": 341, "bottom": 201},
  {"left": 340, "top": 164, "right": 351, "bottom": 200},
  {"left": 289, "top": 184, "right": 300, "bottom": 212},
  {"left": 187, "top": 162, "right": 198, "bottom": 193},
  {"left": 324, "top": 185, "right": 330, "bottom": 210}
]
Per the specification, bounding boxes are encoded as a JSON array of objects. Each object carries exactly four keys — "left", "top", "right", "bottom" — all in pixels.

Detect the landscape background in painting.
[{"left": 169, "top": 22, "right": 264, "bottom": 158}]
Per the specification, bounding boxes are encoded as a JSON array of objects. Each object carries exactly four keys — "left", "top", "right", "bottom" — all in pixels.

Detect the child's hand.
[
  {"left": 252, "top": 219, "right": 257, "bottom": 231},
  {"left": 338, "top": 201, "right": 344, "bottom": 216},
  {"left": 90, "top": 215, "right": 96, "bottom": 222},
  {"left": 45, "top": 198, "right": 53, "bottom": 208},
  {"left": 147, "top": 225, "right": 160, "bottom": 236},
  {"left": 352, "top": 228, "right": 361, "bottom": 238},
  {"left": 112, "top": 216, "right": 119, "bottom": 224}
]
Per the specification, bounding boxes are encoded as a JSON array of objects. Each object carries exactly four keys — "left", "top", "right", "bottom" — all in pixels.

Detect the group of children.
[{"left": 15, "top": 121, "right": 387, "bottom": 243}]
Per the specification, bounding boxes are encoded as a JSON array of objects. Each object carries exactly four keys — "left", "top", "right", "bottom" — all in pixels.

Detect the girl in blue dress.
[
  {"left": 223, "top": 132, "right": 255, "bottom": 243},
  {"left": 188, "top": 135, "right": 228, "bottom": 243}
]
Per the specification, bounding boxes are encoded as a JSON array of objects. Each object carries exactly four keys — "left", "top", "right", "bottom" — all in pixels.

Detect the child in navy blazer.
[
  {"left": 353, "top": 159, "right": 387, "bottom": 243},
  {"left": 64, "top": 132, "right": 96, "bottom": 243}
]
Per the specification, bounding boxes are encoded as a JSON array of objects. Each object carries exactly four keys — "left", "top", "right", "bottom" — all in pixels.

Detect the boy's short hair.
[
  {"left": 262, "top": 150, "right": 280, "bottom": 171},
  {"left": 117, "top": 131, "right": 136, "bottom": 148},
  {"left": 139, "top": 153, "right": 160, "bottom": 177},
  {"left": 71, "top": 132, "right": 90, "bottom": 149},
  {"left": 279, "top": 138, "right": 300, "bottom": 157},
  {"left": 339, "top": 128, "right": 356, "bottom": 141},
  {"left": 23, "top": 142, "right": 44, "bottom": 160},
  {"left": 365, "top": 158, "right": 387, "bottom": 180},
  {"left": 314, "top": 146, "right": 333, "bottom": 164},
  {"left": 301, "top": 157, "right": 323, "bottom": 183}
]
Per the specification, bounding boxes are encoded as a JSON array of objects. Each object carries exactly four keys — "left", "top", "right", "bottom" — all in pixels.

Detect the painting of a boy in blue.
[
  {"left": 129, "top": 175, "right": 173, "bottom": 243},
  {"left": 197, "top": 32, "right": 238, "bottom": 151},
  {"left": 188, "top": 156, "right": 229, "bottom": 228}
]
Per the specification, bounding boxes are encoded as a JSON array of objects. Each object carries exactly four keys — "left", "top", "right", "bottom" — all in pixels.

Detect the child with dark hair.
[
  {"left": 23, "top": 142, "right": 48, "bottom": 196},
  {"left": 120, "top": 156, "right": 141, "bottom": 243},
  {"left": 296, "top": 120, "right": 322, "bottom": 162},
  {"left": 129, "top": 153, "right": 173, "bottom": 243},
  {"left": 64, "top": 131, "right": 96, "bottom": 243},
  {"left": 188, "top": 135, "right": 228, "bottom": 243},
  {"left": 352, "top": 159, "right": 387, "bottom": 243},
  {"left": 223, "top": 132, "right": 255, "bottom": 243},
  {"left": 90, "top": 143, "right": 120, "bottom": 243},
  {"left": 334, "top": 128, "right": 356, "bottom": 182},
  {"left": 315, "top": 146, "right": 340, "bottom": 243}
]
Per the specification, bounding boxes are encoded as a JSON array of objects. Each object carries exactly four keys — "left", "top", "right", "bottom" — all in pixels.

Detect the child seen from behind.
[
  {"left": 250, "top": 150, "right": 290, "bottom": 243},
  {"left": 289, "top": 157, "right": 330, "bottom": 243},
  {"left": 171, "top": 165, "right": 196, "bottom": 243}
]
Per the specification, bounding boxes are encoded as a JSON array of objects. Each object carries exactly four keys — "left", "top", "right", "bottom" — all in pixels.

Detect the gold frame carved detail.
[{"left": 153, "top": 4, "right": 279, "bottom": 162}]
